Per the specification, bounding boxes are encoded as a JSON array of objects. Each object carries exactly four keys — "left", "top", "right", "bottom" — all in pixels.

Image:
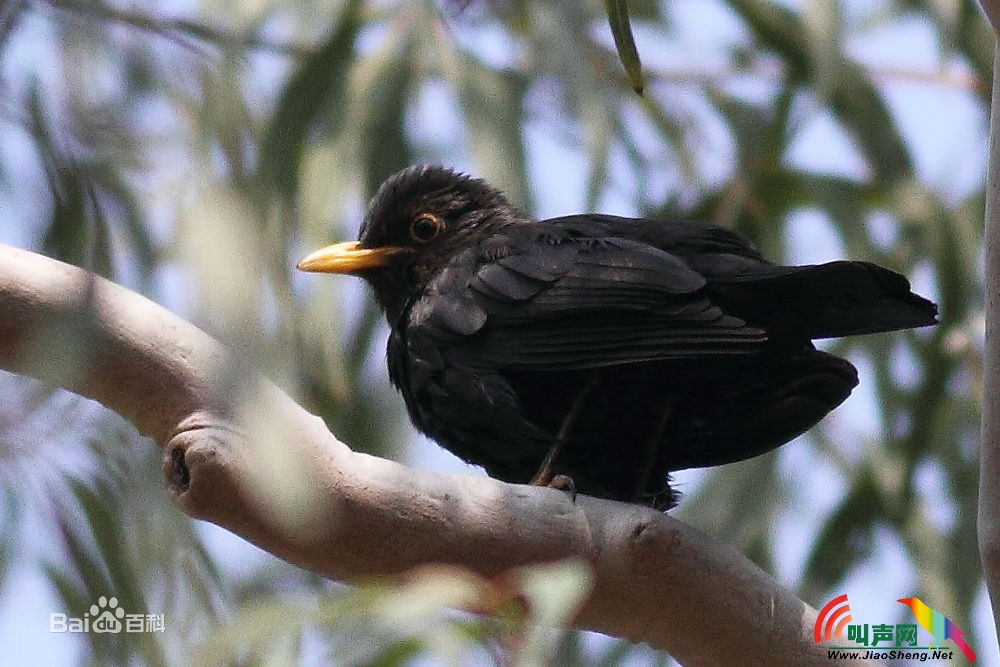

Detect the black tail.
[
  {"left": 710, "top": 260, "right": 938, "bottom": 340},
  {"left": 662, "top": 349, "right": 860, "bottom": 470}
]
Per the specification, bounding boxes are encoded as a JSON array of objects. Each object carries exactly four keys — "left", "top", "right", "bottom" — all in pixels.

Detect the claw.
[{"left": 549, "top": 474, "right": 577, "bottom": 502}]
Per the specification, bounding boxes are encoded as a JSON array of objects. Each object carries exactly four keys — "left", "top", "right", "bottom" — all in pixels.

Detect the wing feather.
[{"left": 406, "top": 222, "right": 767, "bottom": 372}]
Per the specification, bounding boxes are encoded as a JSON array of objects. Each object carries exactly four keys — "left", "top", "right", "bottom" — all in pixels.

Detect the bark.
[
  {"left": 981, "top": 41, "right": 1000, "bottom": 642},
  {"left": 982, "top": 0, "right": 1000, "bottom": 35},
  {"left": 0, "top": 243, "right": 875, "bottom": 665}
]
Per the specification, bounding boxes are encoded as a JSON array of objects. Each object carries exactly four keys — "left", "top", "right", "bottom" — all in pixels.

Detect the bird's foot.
[
  {"left": 549, "top": 473, "right": 577, "bottom": 502},
  {"left": 527, "top": 371, "right": 596, "bottom": 500},
  {"left": 530, "top": 469, "right": 577, "bottom": 502}
]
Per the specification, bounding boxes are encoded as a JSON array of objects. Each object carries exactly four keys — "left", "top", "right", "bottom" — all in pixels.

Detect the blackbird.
[{"left": 298, "top": 165, "right": 938, "bottom": 509}]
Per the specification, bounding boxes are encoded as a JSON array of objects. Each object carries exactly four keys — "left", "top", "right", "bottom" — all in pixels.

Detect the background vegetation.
[{"left": 0, "top": 0, "right": 990, "bottom": 663}]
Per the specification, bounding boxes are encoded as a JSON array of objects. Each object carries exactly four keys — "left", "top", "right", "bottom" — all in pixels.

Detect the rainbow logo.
[
  {"left": 898, "top": 597, "right": 976, "bottom": 662},
  {"left": 814, "top": 593, "right": 852, "bottom": 642}
]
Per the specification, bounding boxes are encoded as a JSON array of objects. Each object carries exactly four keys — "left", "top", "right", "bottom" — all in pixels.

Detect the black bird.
[{"left": 298, "top": 165, "right": 938, "bottom": 509}]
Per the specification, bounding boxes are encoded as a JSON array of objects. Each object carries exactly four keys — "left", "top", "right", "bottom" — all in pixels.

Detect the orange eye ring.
[{"left": 410, "top": 213, "right": 445, "bottom": 242}]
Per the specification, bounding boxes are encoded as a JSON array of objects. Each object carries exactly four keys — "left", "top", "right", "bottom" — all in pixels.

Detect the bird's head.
[{"left": 298, "top": 165, "right": 523, "bottom": 321}]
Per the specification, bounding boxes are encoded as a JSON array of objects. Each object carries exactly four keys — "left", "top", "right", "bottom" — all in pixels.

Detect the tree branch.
[
  {"left": 980, "top": 42, "right": 1000, "bottom": 641},
  {"left": 0, "top": 244, "right": 873, "bottom": 665},
  {"left": 981, "top": 0, "right": 1000, "bottom": 36}
]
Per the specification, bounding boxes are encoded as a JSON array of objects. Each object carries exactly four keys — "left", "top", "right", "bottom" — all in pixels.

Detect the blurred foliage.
[
  {"left": 0, "top": 0, "right": 990, "bottom": 664},
  {"left": 197, "top": 559, "right": 592, "bottom": 666}
]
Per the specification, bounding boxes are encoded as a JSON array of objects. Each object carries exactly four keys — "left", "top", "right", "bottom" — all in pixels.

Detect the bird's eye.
[{"left": 410, "top": 213, "right": 445, "bottom": 243}]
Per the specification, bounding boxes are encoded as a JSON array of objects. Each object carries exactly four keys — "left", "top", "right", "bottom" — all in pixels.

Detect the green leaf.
[
  {"left": 725, "top": 0, "right": 913, "bottom": 186},
  {"left": 354, "top": 14, "right": 418, "bottom": 195},
  {"left": 604, "top": 0, "right": 645, "bottom": 95},
  {"left": 800, "top": 467, "right": 882, "bottom": 601},
  {"left": 583, "top": 106, "right": 614, "bottom": 211},
  {"left": 452, "top": 54, "right": 532, "bottom": 209},
  {"left": 259, "top": 0, "right": 364, "bottom": 200}
]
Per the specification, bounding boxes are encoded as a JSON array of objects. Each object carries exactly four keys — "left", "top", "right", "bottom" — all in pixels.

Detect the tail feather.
[{"left": 711, "top": 260, "right": 938, "bottom": 339}]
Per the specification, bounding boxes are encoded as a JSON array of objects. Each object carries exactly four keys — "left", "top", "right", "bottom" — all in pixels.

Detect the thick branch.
[
  {"left": 982, "top": 0, "right": 1000, "bottom": 36},
  {"left": 0, "top": 244, "right": 871, "bottom": 665},
  {"left": 981, "top": 43, "right": 1000, "bottom": 640}
]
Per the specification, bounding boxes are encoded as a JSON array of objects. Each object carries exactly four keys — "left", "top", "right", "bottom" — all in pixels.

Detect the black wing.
[
  {"left": 542, "top": 214, "right": 938, "bottom": 338},
  {"left": 404, "top": 220, "right": 769, "bottom": 372}
]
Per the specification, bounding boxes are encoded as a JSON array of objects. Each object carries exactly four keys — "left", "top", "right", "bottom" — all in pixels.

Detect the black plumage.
[{"left": 298, "top": 165, "right": 938, "bottom": 509}]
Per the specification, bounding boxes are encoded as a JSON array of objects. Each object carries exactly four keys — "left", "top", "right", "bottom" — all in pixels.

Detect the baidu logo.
[{"left": 50, "top": 596, "right": 164, "bottom": 634}]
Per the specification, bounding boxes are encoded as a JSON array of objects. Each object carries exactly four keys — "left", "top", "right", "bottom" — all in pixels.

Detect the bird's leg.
[
  {"left": 529, "top": 370, "right": 599, "bottom": 489},
  {"left": 631, "top": 397, "right": 675, "bottom": 504}
]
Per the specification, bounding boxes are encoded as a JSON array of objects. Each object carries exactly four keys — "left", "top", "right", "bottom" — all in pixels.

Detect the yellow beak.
[{"left": 296, "top": 241, "right": 405, "bottom": 274}]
